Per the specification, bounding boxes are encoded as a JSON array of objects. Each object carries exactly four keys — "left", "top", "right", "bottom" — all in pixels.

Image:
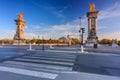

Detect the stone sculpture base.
[
  {"left": 13, "top": 39, "right": 26, "bottom": 45},
  {"left": 86, "top": 38, "right": 98, "bottom": 48}
]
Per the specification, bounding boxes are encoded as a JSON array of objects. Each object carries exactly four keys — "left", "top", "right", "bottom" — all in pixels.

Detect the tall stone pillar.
[
  {"left": 87, "top": 3, "right": 99, "bottom": 46},
  {"left": 13, "top": 13, "right": 26, "bottom": 45}
]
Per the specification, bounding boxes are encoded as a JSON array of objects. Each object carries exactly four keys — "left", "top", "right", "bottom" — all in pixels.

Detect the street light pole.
[
  {"left": 42, "top": 36, "right": 44, "bottom": 51},
  {"left": 79, "top": 17, "right": 82, "bottom": 47},
  {"left": 81, "top": 28, "right": 85, "bottom": 45},
  {"left": 79, "top": 17, "right": 85, "bottom": 52},
  {"left": 80, "top": 28, "right": 85, "bottom": 52},
  {"left": 38, "top": 35, "right": 39, "bottom": 46}
]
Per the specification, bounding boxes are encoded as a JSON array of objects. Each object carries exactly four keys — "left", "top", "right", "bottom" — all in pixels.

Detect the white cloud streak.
[
  {"left": 20, "top": 2, "right": 120, "bottom": 40},
  {"left": 25, "top": 19, "right": 81, "bottom": 39},
  {"left": 98, "top": 2, "right": 120, "bottom": 20},
  {"left": 1, "top": 2, "right": 120, "bottom": 40},
  {"left": 98, "top": 32, "right": 120, "bottom": 40},
  {"left": 0, "top": 30, "right": 15, "bottom": 39}
]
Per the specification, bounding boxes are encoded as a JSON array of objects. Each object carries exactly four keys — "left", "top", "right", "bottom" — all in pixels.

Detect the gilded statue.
[
  {"left": 18, "top": 13, "right": 24, "bottom": 21},
  {"left": 89, "top": 3, "right": 96, "bottom": 12}
]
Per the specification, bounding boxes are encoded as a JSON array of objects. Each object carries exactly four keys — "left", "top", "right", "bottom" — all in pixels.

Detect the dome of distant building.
[{"left": 58, "top": 36, "right": 67, "bottom": 41}]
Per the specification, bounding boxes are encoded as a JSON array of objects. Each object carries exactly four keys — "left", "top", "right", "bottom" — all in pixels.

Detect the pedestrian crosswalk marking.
[{"left": 0, "top": 66, "right": 58, "bottom": 79}]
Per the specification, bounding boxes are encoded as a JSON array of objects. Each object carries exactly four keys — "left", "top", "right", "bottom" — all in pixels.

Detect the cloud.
[
  {"left": 0, "top": 30, "right": 15, "bottom": 39},
  {"left": 96, "top": 2, "right": 120, "bottom": 40},
  {"left": 98, "top": 2, "right": 120, "bottom": 20},
  {"left": 54, "top": 6, "right": 68, "bottom": 18},
  {"left": 1, "top": 2, "right": 120, "bottom": 40},
  {"left": 97, "top": 25, "right": 107, "bottom": 31},
  {"left": 59, "top": 6, "right": 68, "bottom": 13},
  {"left": 44, "top": 5, "right": 68, "bottom": 18},
  {"left": 53, "top": 11, "right": 65, "bottom": 18},
  {"left": 25, "top": 32, "right": 38, "bottom": 39},
  {"left": 24, "top": 19, "right": 79, "bottom": 39},
  {"left": 41, "top": 2, "right": 120, "bottom": 40},
  {"left": 98, "top": 32, "right": 120, "bottom": 40}
]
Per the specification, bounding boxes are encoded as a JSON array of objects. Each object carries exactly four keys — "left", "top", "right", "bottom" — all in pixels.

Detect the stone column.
[
  {"left": 88, "top": 18, "right": 91, "bottom": 38},
  {"left": 87, "top": 3, "right": 99, "bottom": 46},
  {"left": 13, "top": 13, "right": 26, "bottom": 45}
]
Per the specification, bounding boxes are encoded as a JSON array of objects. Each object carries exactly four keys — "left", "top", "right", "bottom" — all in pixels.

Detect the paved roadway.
[{"left": 0, "top": 45, "right": 120, "bottom": 80}]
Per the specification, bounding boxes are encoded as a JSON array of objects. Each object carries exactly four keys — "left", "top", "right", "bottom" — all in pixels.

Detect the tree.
[
  {"left": 0, "top": 40, "right": 2, "bottom": 44},
  {"left": 99, "top": 39, "right": 112, "bottom": 45},
  {"left": 117, "top": 40, "right": 120, "bottom": 45},
  {"left": 115, "top": 39, "right": 118, "bottom": 44},
  {"left": 71, "top": 38, "right": 80, "bottom": 44},
  {"left": 1, "top": 39, "right": 13, "bottom": 44},
  {"left": 25, "top": 39, "right": 31, "bottom": 44}
]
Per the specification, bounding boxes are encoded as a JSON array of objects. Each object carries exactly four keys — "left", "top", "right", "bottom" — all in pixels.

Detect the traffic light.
[
  {"left": 82, "top": 28, "right": 85, "bottom": 33},
  {"left": 81, "top": 28, "right": 85, "bottom": 33}
]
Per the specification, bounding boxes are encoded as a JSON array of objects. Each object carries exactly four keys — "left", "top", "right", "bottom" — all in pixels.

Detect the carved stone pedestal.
[{"left": 13, "top": 39, "right": 26, "bottom": 45}]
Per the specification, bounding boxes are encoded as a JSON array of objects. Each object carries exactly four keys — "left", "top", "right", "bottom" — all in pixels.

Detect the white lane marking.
[
  {"left": 0, "top": 66, "right": 58, "bottom": 79},
  {"left": 46, "top": 50, "right": 76, "bottom": 53},
  {"left": 46, "top": 50, "right": 120, "bottom": 56}
]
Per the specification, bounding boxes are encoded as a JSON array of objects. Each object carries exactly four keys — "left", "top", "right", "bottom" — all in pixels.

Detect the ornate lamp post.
[
  {"left": 79, "top": 17, "right": 82, "bottom": 47},
  {"left": 79, "top": 17, "right": 85, "bottom": 52},
  {"left": 42, "top": 36, "right": 44, "bottom": 51},
  {"left": 79, "top": 28, "right": 85, "bottom": 52},
  {"left": 38, "top": 35, "right": 40, "bottom": 46},
  {"left": 81, "top": 28, "right": 85, "bottom": 45}
]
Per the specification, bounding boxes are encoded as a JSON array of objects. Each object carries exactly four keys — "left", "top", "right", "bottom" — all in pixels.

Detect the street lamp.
[
  {"left": 79, "top": 17, "right": 82, "bottom": 47},
  {"left": 79, "top": 28, "right": 85, "bottom": 52},
  {"left": 81, "top": 28, "right": 85, "bottom": 45},
  {"left": 79, "top": 17, "right": 85, "bottom": 52},
  {"left": 38, "top": 35, "right": 39, "bottom": 46},
  {"left": 42, "top": 36, "right": 44, "bottom": 51},
  {"left": 31, "top": 37, "right": 34, "bottom": 44}
]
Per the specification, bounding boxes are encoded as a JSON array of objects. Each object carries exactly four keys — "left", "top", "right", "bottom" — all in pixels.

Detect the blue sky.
[{"left": 0, "top": 0, "right": 120, "bottom": 40}]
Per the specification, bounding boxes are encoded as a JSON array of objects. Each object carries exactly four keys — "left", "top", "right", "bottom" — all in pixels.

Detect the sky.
[{"left": 0, "top": 0, "right": 120, "bottom": 40}]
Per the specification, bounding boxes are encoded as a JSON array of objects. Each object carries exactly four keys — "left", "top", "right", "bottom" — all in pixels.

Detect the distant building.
[{"left": 58, "top": 36, "right": 67, "bottom": 42}]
